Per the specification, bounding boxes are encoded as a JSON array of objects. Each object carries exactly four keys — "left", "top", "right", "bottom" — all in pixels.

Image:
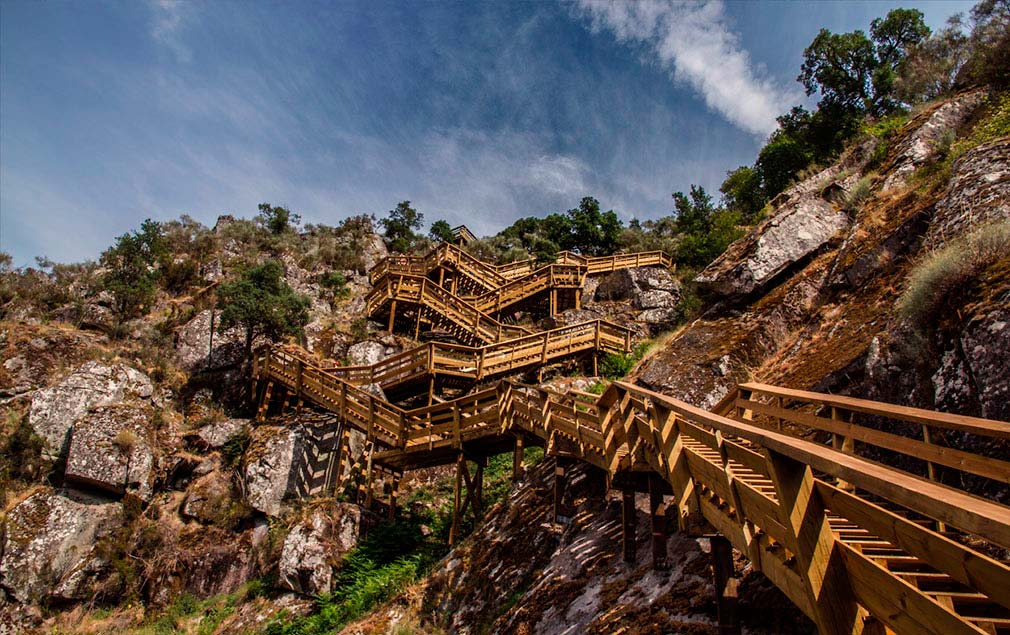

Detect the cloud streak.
[{"left": 576, "top": 0, "right": 800, "bottom": 136}]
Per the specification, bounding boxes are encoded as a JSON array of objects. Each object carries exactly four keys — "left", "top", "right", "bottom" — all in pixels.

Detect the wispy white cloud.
[
  {"left": 575, "top": 0, "right": 800, "bottom": 136},
  {"left": 150, "top": 0, "right": 191, "bottom": 63}
]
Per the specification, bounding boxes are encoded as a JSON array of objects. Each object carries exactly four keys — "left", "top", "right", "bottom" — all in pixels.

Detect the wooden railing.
[
  {"left": 252, "top": 347, "right": 1010, "bottom": 635},
  {"left": 324, "top": 319, "right": 631, "bottom": 391}
]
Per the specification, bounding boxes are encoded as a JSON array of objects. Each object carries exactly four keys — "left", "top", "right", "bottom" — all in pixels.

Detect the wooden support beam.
[
  {"left": 513, "top": 436, "right": 524, "bottom": 482},
  {"left": 710, "top": 535, "right": 741, "bottom": 635},
  {"left": 622, "top": 488, "right": 637, "bottom": 563},
  {"left": 765, "top": 449, "right": 865, "bottom": 635},
  {"left": 256, "top": 381, "right": 274, "bottom": 422},
  {"left": 388, "top": 473, "right": 400, "bottom": 521},
  {"left": 449, "top": 452, "right": 464, "bottom": 546},
  {"left": 554, "top": 457, "right": 568, "bottom": 523},
  {"left": 388, "top": 300, "right": 397, "bottom": 333},
  {"left": 363, "top": 440, "right": 376, "bottom": 508},
  {"left": 649, "top": 474, "right": 669, "bottom": 570}
]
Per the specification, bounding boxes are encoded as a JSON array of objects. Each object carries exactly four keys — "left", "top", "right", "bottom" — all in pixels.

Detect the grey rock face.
[
  {"left": 192, "top": 418, "right": 251, "bottom": 450},
  {"left": 927, "top": 139, "right": 1010, "bottom": 248},
  {"left": 28, "top": 361, "right": 153, "bottom": 455},
  {"left": 594, "top": 268, "right": 681, "bottom": 327},
  {"left": 0, "top": 489, "right": 122, "bottom": 604},
  {"left": 279, "top": 504, "right": 362, "bottom": 596},
  {"left": 933, "top": 310, "right": 1010, "bottom": 423},
  {"left": 697, "top": 197, "right": 849, "bottom": 299},
  {"left": 883, "top": 90, "right": 987, "bottom": 191},
  {"left": 174, "top": 310, "right": 247, "bottom": 372},
  {"left": 347, "top": 340, "right": 398, "bottom": 366},
  {"left": 182, "top": 470, "right": 236, "bottom": 525},
  {"left": 64, "top": 404, "right": 156, "bottom": 501},
  {"left": 243, "top": 425, "right": 303, "bottom": 516},
  {"left": 362, "top": 233, "right": 389, "bottom": 273}
]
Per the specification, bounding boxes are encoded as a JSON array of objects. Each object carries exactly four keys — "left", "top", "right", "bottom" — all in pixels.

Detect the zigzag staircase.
[
  {"left": 249, "top": 245, "right": 1009, "bottom": 635},
  {"left": 252, "top": 347, "right": 1010, "bottom": 635}
]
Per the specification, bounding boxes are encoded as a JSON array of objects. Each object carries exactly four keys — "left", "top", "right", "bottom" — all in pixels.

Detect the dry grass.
[{"left": 899, "top": 221, "right": 1010, "bottom": 333}]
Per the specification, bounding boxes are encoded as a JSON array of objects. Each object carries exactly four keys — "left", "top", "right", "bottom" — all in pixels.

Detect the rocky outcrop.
[
  {"left": 0, "top": 489, "right": 122, "bottom": 604},
  {"left": 594, "top": 267, "right": 682, "bottom": 327},
  {"left": 279, "top": 503, "right": 363, "bottom": 596},
  {"left": 883, "top": 90, "right": 987, "bottom": 191},
  {"left": 347, "top": 336, "right": 403, "bottom": 366},
  {"left": 182, "top": 470, "right": 240, "bottom": 526},
  {"left": 27, "top": 361, "right": 153, "bottom": 455},
  {"left": 64, "top": 404, "right": 156, "bottom": 501},
  {"left": 926, "top": 139, "right": 1010, "bottom": 248},
  {"left": 243, "top": 425, "right": 303, "bottom": 516},
  {"left": 697, "top": 197, "right": 849, "bottom": 300},
  {"left": 174, "top": 310, "right": 247, "bottom": 372}
]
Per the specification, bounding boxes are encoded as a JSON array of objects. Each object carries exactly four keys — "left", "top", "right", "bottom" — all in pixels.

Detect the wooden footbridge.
[{"left": 251, "top": 244, "right": 1010, "bottom": 635}]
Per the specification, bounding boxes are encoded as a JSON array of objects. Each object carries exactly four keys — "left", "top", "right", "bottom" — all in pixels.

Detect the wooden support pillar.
[
  {"left": 449, "top": 452, "right": 464, "bottom": 546},
  {"left": 575, "top": 288, "right": 582, "bottom": 311},
  {"left": 474, "top": 460, "right": 484, "bottom": 519},
  {"left": 363, "top": 441, "right": 376, "bottom": 508},
  {"left": 388, "top": 473, "right": 400, "bottom": 521},
  {"left": 256, "top": 381, "right": 274, "bottom": 422},
  {"left": 649, "top": 475, "right": 669, "bottom": 570},
  {"left": 280, "top": 387, "right": 291, "bottom": 413},
  {"left": 512, "top": 436, "right": 524, "bottom": 482},
  {"left": 553, "top": 457, "right": 569, "bottom": 523},
  {"left": 591, "top": 353, "right": 598, "bottom": 377},
  {"left": 710, "top": 535, "right": 741, "bottom": 635},
  {"left": 323, "top": 421, "right": 344, "bottom": 494},
  {"left": 621, "top": 488, "right": 637, "bottom": 563},
  {"left": 414, "top": 310, "right": 422, "bottom": 340}
]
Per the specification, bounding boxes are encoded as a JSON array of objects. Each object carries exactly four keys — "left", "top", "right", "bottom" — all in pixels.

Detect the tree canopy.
[
  {"left": 429, "top": 219, "right": 454, "bottom": 244},
  {"left": 382, "top": 201, "right": 424, "bottom": 253},
  {"left": 100, "top": 219, "right": 168, "bottom": 320},
  {"left": 217, "top": 260, "right": 310, "bottom": 351}
]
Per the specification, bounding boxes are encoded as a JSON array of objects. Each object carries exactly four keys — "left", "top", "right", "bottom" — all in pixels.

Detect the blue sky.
[{"left": 1, "top": 0, "right": 970, "bottom": 266}]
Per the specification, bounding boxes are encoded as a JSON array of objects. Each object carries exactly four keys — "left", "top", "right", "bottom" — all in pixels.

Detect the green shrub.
[
  {"left": 221, "top": 430, "right": 250, "bottom": 469},
  {"left": 599, "top": 342, "right": 651, "bottom": 380},
  {"left": 318, "top": 271, "right": 350, "bottom": 297},
  {"left": 899, "top": 222, "right": 1010, "bottom": 335},
  {"left": 0, "top": 413, "right": 47, "bottom": 504}
]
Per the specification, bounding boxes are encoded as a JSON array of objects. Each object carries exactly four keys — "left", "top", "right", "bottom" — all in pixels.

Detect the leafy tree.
[
  {"left": 756, "top": 135, "right": 813, "bottom": 198},
  {"left": 256, "top": 203, "right": 301, "bottom": 235},
  {"left": 567, "top": 196, "right": 623, "bottom": 256},
  {"left": 672, "top": 186, "right": 716, "bottom": 235},
  {"left": 100, "top": 219, "right": 168, "bottom": 320},
  {"left": 382, "top": 201, "right": 424, "bottom": 253},
  {"left": 675, "top": 209, "right": 743, "bottom": 269},
  {"left": 217, "top": 260, "right": 310, "bottom": 352},
  {"left": 799, "top": 9, "right": 929, "bottom": 116},
  {"left": 719, "top": 166, "right": 765, "bottom": 223},
  {"left": 961, "top": 0, "right": 1010, "bottom": 89},
  {"left": 896, "top": 15, "right": 969, "bottom": 103},
  {"left": 429, "top": 220, "right": 454, "bottom": 244}
]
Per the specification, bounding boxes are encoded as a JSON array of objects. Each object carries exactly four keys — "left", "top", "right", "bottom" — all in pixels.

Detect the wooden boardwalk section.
[{"left": 251, "top": 244, "right": 1010, "bottom": 635}]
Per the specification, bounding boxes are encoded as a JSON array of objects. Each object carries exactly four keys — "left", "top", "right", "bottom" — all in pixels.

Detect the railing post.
[
  {"left": 831, "top": 407, "right": 855, "bottom": 492},
  {"left": 622, "top": 488, "right": 637, "bottom": 563},
  {"left": 399, "top": 411, "right": 408, "bottom": 449},
  {"left": 649, "top": 474, "right": 669, "bottom": 570},
  {"left": 710, "top": 535, "right": 741, "bottom": 635}
]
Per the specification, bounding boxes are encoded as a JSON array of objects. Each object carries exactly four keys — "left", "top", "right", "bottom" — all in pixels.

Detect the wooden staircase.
[{"left": 252, "top": 347, "right": 1010, "bottom": 635}]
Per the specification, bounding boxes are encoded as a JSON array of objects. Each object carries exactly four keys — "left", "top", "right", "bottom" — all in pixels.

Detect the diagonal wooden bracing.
[{"left": 253, "top": 347, "right": 1010, "bottom": 635}]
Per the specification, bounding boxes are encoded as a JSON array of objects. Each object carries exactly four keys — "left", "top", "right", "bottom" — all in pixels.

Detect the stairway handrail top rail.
[
  {"left": 740, "top": 382, "right": 1010, "bottom": 439},
  {"left": 612, "top": 380, "right": 1010, "bottom": 549}
]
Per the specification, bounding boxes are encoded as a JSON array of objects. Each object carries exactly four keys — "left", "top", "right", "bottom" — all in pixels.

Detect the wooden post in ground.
[
  {"left": 474, "top": 458, "right": 484, "bottom": 519},
  {"left": 649, "top": 475, "right": 669, "bottom": 570},
  {"left": 449, "top": 452, "right": 465, "bottom": 546},
  {"left": 553, "top": 457, "right": 568, "bottom": 523},
  {"left": 363, "top": 441, "right": 376, "bottom": 508},
  {"left": 257, "top": 381, "right": 274, "bottom": 421},
  {"left": 512, "top": 436, "right": 524, "bottom": 482},
  {"left": 388, "top": 300, "right": 397, "bottom": 333},
  {"left": 622, "top": 488, "right": 637, "bottom": 563},
  {"left": 710, "top": 535, "right": 741, "bottom": 635}
]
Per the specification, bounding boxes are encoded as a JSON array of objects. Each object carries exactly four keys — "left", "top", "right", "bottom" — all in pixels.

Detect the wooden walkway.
[
  {"left": 252, "top": 347, "right": 1010, "bottom": 635},
  {"left": 367, "top": 243, "right": 673, "bottom": 336}
]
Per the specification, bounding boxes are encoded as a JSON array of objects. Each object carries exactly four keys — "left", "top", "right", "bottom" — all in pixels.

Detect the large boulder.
[
  {"left": 243, "top": 426, "right": 304, "bottom": 516},
  {"left": 64, "top": 404, "right": 157, "bottom": 501},
  {"left": 883, "top": 90, "right": 987, "bottom": 191},
  {"left": 182, "top": 470, "right": 242, "bottom": 527},
  {"left": 187, "top": 417, "right": 251, "bottom": 451},
  {"left": 362, "top": 233, "right": 389, "bottom": 272},
  {"left": 27, "top": 361, "right": 153, "bottom": 456},
  {"left": 279, "top": 503, "right": 363, "bottom": 596},
  {"left": 174, "top": 310, "right": 247, "bottom": 372},
  {"left": 347, "top": 338, "right": 402, "bottom": 366},
  {"left": 595, "top": 267, "right": 681, "bottom": 327},
  {"left": 697, "top": 197, "right": 849, "bottom": 300},
  {"left": 0, "top": 489, "right": 122, "bottom": 604}
]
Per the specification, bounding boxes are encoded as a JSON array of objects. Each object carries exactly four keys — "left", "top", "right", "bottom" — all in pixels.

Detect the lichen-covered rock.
[
  {"left": 28, "top": 361, "right": 153, "bottom": 455},
  {"left": 0, "top": 489, "right": 122, "bottom": 604},
  {"left": 190, "top": 418, "right": 250, "bottom": 450},
  {"left": 933, "top": 309, "right": 1010, "bottom": 423},
  {"left": 279, "top": 503, "right": 362, "bottom": 596},
  {"left": 243, "top": 425, "right": 303, "bottom": 516},
  {"left": 64, "top": 404, "right": 156, "bottom": 500},
  {"left": 174, "top": 310, "right": 247, "bottom": 372},
  {"left": 697, "top": 197, "right": 849, "bottom": 299},
  {"left": 883, "top": 90, "right": 987, "bottom": 191},
  {"left": 347, "top": 340, "right": 402, "bottom": 366},
  {"left": 926, "top": 139, "right": 1010, "bottom": 248},
  {"left": 594, "top": 267, "right": 679, "bottom": 304}
]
